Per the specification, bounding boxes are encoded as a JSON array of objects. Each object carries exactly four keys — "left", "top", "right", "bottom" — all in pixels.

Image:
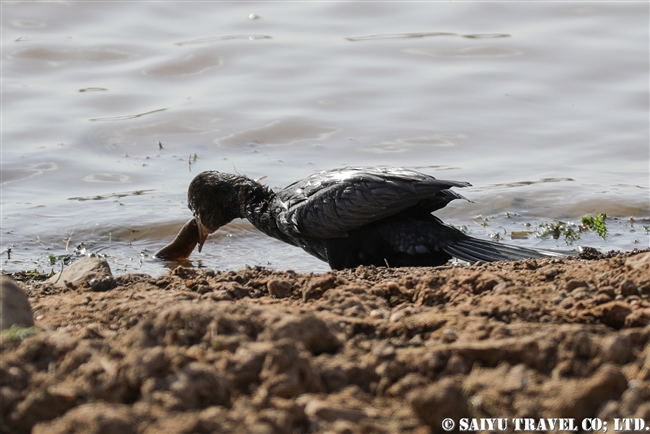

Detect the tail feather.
[{"left": 443, "top": 236, "right": 569, "bottom": 263}]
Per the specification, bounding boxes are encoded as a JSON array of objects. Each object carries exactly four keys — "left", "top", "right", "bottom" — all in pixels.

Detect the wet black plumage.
[{"left": 156, "top": 167, "right": 565, "bottom": 269}]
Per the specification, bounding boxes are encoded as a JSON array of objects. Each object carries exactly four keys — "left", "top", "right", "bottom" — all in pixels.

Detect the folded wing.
[{"left": 276, "top": 167, "right": 470, "bottom": 239}]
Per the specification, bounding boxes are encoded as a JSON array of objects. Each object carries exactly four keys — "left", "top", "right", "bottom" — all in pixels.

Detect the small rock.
[
  {"left": 591, "top": 302, "right": 632, "bottom": 329},
  {"left": 503, "top": 364, "right": 530, "bottom": 391},
  {"left": 0, "top": 276, "right": 34, "bottom": 330},
  {"left": 408, "top": 378, "right": 471, "bottom": 429},
  {"left": 165, "top": 362, "right": 231, "bottom": 410},
  {"left": 559, "top": 297, "right": 575, "bottom": 309},
  {"left": 46, "top": 258, "right": 115, "bottom": 291},
  {"left": 371, "top": 342, "right": 395, "bottom": 358},
  {"left": 572, "top": 331, "right": 592, "bottom": 358},
  {"left": 32, "top": 402, "right": 136, "bottom": 434},
  {"left": 619, "top": 387, "right": 644, "bottom": 417},
  {"left": 597, "top": 286, "right": 616, "bottom": 299},
  {"left": 261, "top": 312, "right": 341, "bottom": 354},
  {"left": 442, "top": 328, "right": 458, "bottom": 343},
  {"left": 302, "top": 285, "right": 325, "bottom": 301},
  {"left": 267, "top": 279, "right": 293, "bottom": 298},
  {"left": 542, "top": 363, "right": 627, "bottom": 420},
  {"left": 539, "top": 268, "right": 559, "bottom": 280},
  {"left": 315, "top": 354, "right": 379, "bottom": 393},
  {"left": 302, "top": 275, "right": 341, "bottom": 301},
  {"left": 302, "top": 399, "right": 367, "bottom": 423},
  {"left": 565, "top": 279, "right": 589, "bottom": 292},
  {"left": 258, "top": 341, "right": 323, "bottom": 399},
  {"left": 617, "top": 279, "right": 639, "bottom": 297},
  {"left": 369, "top": 309, "right": 390, "bottom": 319},
  {"left": 11, "top": 380, "right": 81, "bottom": 432},
  {"left": 385, "top": 373, "right": 429, "bottom": 397},
  {"left": 624, "top": 308, "right": 650, "bottom": 328},
  {"left": 226, "top": 341, "right": 274, "bottom": 392},
  {"left": 625, "top": 252, "right": 650, "bottom": 271}
]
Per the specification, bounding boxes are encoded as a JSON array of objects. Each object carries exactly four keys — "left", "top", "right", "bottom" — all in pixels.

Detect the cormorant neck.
[
  {"left": 236, "top": 177, "right": 291, "bottom": 242},
  {"left": 236, "top": 177, "right": 275, "bottom": 220}
]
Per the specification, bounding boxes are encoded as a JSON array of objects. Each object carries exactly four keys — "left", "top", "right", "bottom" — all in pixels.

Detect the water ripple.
[
  {"left": 1, "top": 163, "right": 58, "bottom": 185},
  {"left": 215, "top": 119, "right": 337, "bottom": 148},
  {"left": 143, "top": 52, "right": 222, "bottom": 77},
  {"left": 175, "top": 35, "right": 271, "bottom": 45},
  {"left": 405, "top": 46, "right": 522, "bottom": 57},
  {"left": 68, "top": 189, "right": 155, "bottom": 201},
  {"left": 346, "top": 32, "right": 509, "bottom": 41},
  {"left": 89, "top": 107, "right": 169, "bottom": 122},
  {"left": 9, "top": 46, "right": 136, "bottom": 62},
  {"left": 82, "top": 173, "right": 131, "bottom": 184}
]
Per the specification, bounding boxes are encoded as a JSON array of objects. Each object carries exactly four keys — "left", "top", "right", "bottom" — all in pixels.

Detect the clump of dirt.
[{"left": 2, "top": 249, "right": 650, "bottom": 433}]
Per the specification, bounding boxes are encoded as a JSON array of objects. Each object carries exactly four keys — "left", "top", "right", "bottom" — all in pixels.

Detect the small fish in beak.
[{"left": 155, "top": 218, "right": 202, "bottom": 260}]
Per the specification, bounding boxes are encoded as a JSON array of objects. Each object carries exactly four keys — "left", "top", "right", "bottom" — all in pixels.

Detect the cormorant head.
[{"left": 188, "top": 171, "right": 243, "bottom": 251}]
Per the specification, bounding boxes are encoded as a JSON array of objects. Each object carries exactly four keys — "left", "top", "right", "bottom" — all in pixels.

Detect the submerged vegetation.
[
  {"left": 581, "top": 213, "right": 608, "bottom": 239},
  {"left": 535, "top": 214, "right": 610, "bottom": 244},
  {"left": 536, "top": 220, "right": 581, "bottom": 244},
  {"left": 471, "top": 213, "right": 617, "bottom": 246},
  {"left": 471, "top": 213, "right": 612, "bottom": 245},
  {"left": 11, "top": 269, "right": 53, "bottom": 282},
  {"left": 47, "top": 242, "right": 109, "bottom": 268},
  {"left": 7, "top": 243, "right": 111, "bottom": 282}
]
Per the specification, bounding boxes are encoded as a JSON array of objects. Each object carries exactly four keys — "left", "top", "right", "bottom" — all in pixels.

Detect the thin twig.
[
  {"left": 54, "top": 261, "right": 64, "bottom": 284},
  {"left": 65, "top": 228, "right": 75, "bottom": 251}
]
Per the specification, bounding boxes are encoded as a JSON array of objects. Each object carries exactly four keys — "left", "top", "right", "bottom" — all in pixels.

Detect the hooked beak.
[{"left": 196, "top": 216, "right": 211, "bottom": 252}]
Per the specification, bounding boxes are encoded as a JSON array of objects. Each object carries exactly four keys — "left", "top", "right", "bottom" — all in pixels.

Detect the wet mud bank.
[{"left": 2, "top": 249, "right": 650, "bottom": 433}]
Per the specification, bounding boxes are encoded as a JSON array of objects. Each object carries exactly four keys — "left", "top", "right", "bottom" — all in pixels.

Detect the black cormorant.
[{"left": 156, "top": 167, "right": 565, "bottom": 269}]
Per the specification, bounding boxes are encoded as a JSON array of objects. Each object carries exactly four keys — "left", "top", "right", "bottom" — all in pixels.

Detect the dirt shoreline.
[{"left": 2, "top": 249, "right": 650, "bottom": 433}]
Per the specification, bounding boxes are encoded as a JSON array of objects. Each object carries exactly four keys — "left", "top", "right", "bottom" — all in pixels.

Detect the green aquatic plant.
[
  {"left": 48, "top": 253, "right": 73, "bottom": 266},
  {"left": 452, "top": 224, "right": 469, "bottom": 234},
  {"left": 536, "top": 213, "right": 609, "bottom": 244},
  {"left": 510, "top": 230, "right": 534, "bottom": 240},
  {"left": 489, "top": 231, "right": 505, "bottom": 241},
  {"left": 12, "top": 268, "right": 54, "bottom": 282},
  {"left": 537, "top": 221, "right": 580, "bottom": 244},
  {"left": 2, "top": 325, "right": 37, "bottom": 343},
  {"left": 47, "top": 243, "right": 108, "bottom": 268},
  {"left": 580, "top": 213, "right": 608, "bottom": 239}
]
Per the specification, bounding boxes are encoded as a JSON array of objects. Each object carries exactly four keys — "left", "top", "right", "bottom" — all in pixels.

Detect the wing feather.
[{"left": 276, "top": 167, "right": 470, "bottom": 239}]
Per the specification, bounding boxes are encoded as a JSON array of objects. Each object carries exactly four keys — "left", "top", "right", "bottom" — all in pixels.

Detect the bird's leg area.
[
  {"left": 324, "top": 235, "right": 377, "bottom": 270},
  {"left": 324, "top": 238, "right": 352, "bottom": 270}
]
